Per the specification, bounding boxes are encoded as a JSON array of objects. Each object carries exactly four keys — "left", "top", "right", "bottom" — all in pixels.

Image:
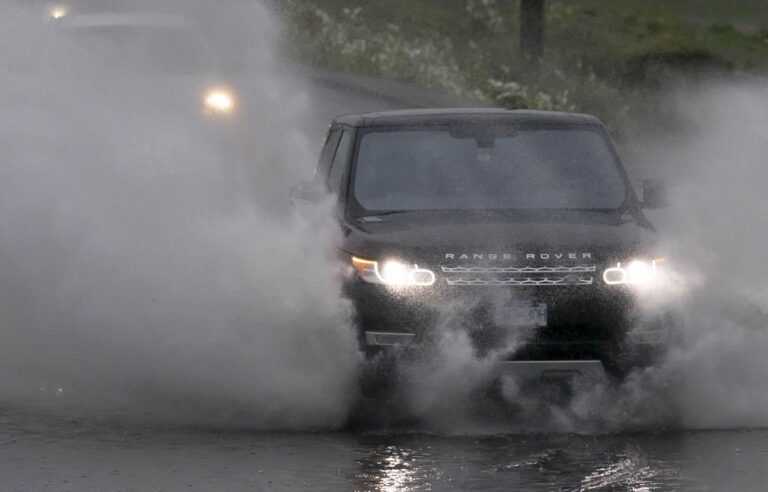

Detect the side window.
[
  {"left": 315, "top": 128, "right": 341, "bottom": 182},
  {"left": 328, "top": 129, "right": 355, "bottom": 194}
]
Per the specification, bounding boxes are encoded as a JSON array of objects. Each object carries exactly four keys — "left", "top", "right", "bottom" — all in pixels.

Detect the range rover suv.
[{"left": 294, "top": 109, "right": 672, "bottom": 383}]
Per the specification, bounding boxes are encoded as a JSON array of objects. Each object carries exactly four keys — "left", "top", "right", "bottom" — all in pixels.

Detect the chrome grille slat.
[
  {"left": 444, "top": 276, "right": 594, "bottom": 286},
  {"left": 440, "top": 264, "right": 597, "bottom": 287},
  {"left": 440, "top": 265, "right": 596, "bottom": 274}
]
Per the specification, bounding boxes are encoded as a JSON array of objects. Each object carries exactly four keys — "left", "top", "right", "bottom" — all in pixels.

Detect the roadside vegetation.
[{"left": 278, "top": 0, "right": 768, "bottom": 131}]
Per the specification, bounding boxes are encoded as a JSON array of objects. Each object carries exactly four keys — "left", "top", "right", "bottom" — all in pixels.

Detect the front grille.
[
  {"left": 441, "top": 265, "right": 596, "bottom": 274},
  {"left": 440, "top": 265, "right": 596, "bottom": 287}
]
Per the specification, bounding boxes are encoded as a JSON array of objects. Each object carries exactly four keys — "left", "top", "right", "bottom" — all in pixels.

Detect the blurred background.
[
  {"left": 22, "top": 0, "right": 768, "bottom": 131},
  {"left": 279, "top": 0, "right": 768, "bottom": 133}
]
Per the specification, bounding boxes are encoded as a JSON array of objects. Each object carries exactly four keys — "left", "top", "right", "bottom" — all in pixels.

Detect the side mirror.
[
  {"left": 642, "top": 178, "right": 668, "bottom": 209},
  {"left": 289, "top": 181, "right": 326, "bottom": 206}
]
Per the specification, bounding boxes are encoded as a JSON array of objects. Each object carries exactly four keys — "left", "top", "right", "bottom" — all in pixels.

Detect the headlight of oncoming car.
[
  {"left": 203, "top": 87, "right": 236, "bottom": 115},
  {"left": 351, "top": 256, "right": 435, "bottom": 287},
  {"left": 49, "top": 5, "right": 68, "bottom": 19},
  {"left": 603, "top": 258, "right": 667, "bottom": 287}
]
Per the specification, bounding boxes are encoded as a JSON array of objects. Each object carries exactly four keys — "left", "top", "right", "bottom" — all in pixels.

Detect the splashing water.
[
  {"left": 383, "top": 82, "right": 768, "bottom": 434},
  {"left": 0, "top": 2, "right": 359, "bottom": 428}
]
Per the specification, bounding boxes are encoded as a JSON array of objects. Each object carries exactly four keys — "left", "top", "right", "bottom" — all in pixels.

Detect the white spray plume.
[
  {"left": 390, "top": 81, "right": 768, "bottom": 434},
  {"left": 646, "top": 82, "right": 768, "bottom": 429},
  {"left": 0, "top": 2, "right": 359, "bottom": 428}
]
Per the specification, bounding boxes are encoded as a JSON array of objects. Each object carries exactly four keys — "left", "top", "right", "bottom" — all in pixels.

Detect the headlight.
[
  {"left": 203, "top": 88, "right": 235, "bottom": 115},
  {"left": 603, "top": 258, "right": 666, "bottom": 287},
  {"left": 49, "top": 5, "right": 68, "bottom": 19},
  {"left": 351, "top": 256, "right": 435, "bottom": 287}
]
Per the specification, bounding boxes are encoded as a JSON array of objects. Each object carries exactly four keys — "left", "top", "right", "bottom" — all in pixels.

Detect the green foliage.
[
  {"left": 280, "top": 0, "right": 768, "bottom": 129},
  {"left": 283, "top": 1, "right": 469, "bottom": 94}
]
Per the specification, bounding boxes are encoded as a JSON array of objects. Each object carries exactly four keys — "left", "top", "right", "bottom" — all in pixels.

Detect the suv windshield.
[{"left": 352, "top": 126, "right": 628, "bottom": 213}]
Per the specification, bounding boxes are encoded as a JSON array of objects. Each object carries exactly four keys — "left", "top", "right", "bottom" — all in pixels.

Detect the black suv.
[{"left": 294, "top": 109, "right": 671, "bottom": 381}]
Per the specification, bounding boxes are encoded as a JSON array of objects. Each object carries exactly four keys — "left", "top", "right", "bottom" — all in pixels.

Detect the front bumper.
[
  {"left": 350, "top": 281, "right": 672, "bottom": 376},
  {"left": 363, "top": 331, "right": 609, "bottom": 381},
  {"left": 496, "top": 359, "right": 607, "bottom": 381}
]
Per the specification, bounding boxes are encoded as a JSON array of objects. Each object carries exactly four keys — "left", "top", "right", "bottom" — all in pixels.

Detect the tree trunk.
[{"left": 520, "top": 0, "right": 545, "bottom": 62}]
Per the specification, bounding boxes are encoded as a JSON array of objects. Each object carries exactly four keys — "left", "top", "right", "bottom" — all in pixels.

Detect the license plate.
[{"left": 508, "top": 304, "right": 547, "bottom": 327}]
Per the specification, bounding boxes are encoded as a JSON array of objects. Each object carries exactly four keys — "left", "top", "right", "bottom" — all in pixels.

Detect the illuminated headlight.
[
  {"left": 49, "top": 5, "right": 68, "bottom": 19},
  {"left": 351, "top": 256, "right": 435, "bottom": 287},
  {"left": 603, "top": 258, "right": 667, "bottom": 287},
  {"left": 203, "top": 88, "right": 235, "bottom": 114}
]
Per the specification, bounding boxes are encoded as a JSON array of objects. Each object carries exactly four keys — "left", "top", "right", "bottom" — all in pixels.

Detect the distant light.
[
  {"left": 204, "top": 88, "right": 235, "bottom": 114},
  {"left": 49, "top": 5, "right": 68, "bottom": 19}
]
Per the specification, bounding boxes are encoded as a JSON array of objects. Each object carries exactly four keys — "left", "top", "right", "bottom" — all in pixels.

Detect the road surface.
[{"left": 2, "top": 407, "right": 767, "bottom": 490}]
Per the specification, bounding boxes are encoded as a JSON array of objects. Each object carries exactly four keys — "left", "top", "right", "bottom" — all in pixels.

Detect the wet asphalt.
[{"left": 1, "top": 407, "right": 767, "bottom": 491}]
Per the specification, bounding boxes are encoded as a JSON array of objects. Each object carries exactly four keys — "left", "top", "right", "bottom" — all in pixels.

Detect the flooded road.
[
  {"left": 1, "top": 408, "right": 766, "bottom": 491},
  {"left": 3, "top": 4, "right": 768, "bottom": 489}
]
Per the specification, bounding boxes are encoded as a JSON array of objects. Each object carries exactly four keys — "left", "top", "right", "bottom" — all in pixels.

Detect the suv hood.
[{"left": 342, "top": 211, "right": 655, "bottom": 267}]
